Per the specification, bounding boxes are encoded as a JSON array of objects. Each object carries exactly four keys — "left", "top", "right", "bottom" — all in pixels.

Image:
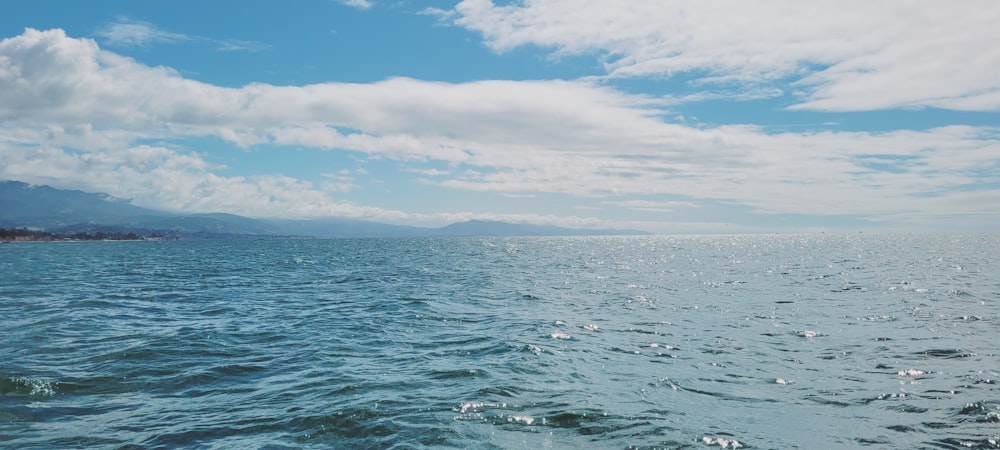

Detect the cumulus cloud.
[
  {"left": 1, "top": 28, "right": 998, "bottom": 230},
  {"left": 450, "top": 0, "right": 1000, "bottom": 111}
]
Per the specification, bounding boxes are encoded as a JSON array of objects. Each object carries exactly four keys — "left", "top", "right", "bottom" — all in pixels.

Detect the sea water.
[{"left": 1, "top": 234, "right": 998, "bottom": 449}]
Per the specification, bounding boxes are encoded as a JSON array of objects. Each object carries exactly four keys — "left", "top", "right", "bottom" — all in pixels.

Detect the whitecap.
[
  {"left": 459, "top": 401, "right": 485, "bottom": 414},
  {"left": 458, "top": 401, "right": 506, "bottom": 414},
  {"left": 898, "top": 369, "right": 925, "bottom": 377},
  {"left": 5, "top": 377, "right": 56, "bottom": 397},
  {"left": 582, "top": 324, "right": 599, "bottom": 331},
  {"left": 507, "top": 415, "right": 534, "bottom": 425},
  {"left": 702, "top": 436, "right": 743, "bottom": 448},
  {"left": 551, "top": 332, "right": 572, "bottom": 340},
  {"left": 776, "top": 378, "right": 792, "bottom": 385}
]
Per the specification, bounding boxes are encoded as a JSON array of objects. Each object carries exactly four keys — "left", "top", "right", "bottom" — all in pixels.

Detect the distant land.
[{"left": 0, "top": 181, "right": 648, "bottom": 239}]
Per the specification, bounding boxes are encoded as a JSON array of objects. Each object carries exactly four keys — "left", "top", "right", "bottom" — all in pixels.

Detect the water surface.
[{"left": 1, "top": 234, "right": 998, "bottom": 448}]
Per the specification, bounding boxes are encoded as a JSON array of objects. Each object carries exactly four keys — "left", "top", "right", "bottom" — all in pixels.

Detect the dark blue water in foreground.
[{"left": 1, "top": 234, "right": 998, "bottom": 449}]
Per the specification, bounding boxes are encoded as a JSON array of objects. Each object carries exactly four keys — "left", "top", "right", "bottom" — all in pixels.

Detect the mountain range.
[{"left": 0, "top": 181, "right": 647, "bottom": 238}]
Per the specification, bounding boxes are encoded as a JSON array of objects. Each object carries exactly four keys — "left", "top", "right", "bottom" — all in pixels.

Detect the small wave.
[
  {"left": 458, "top": 401, "right": 504, "bottom": 414},
  {"left": 916, "top": 349, "right": 975, "bottom": 359},
  {"left": 476, "top": 385, "right": 526, "bottom": 398},
  {"left": 804, "top": 395, "right": 851, "bottom": 407},
  {"left": 505, "top": 415, "right": 535, "bottom": 425},
  {"left": 888, "top": 404, "right": 929, "bottom": 413},
  {"left": 873, "top": 392, "right": 909, "bottom": 402},
  {"left": 932, "top": 437, "right": 1000, "bottom": 449},
  {"left": 428, "top": 368, "right": 489, "bottom": 380},
  {"left": 957, "top": 401, "right": 1000, "bottom": 422},
  {"left": 288, "top": 407, "right": 403, "bottom": 445},
  {"left": 856, "top": 314, "right": 897, "bottom": 322},
  {"left": 454, "top": 402, "right": 536, "bottom": 426}
]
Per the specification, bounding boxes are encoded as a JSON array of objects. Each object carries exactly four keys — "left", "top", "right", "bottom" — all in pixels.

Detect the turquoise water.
[{"left": 1, "top": 234, "right": 998, "bottom": 449}]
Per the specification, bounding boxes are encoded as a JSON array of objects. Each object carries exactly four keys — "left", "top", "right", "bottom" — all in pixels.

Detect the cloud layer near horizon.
[{"left": 1, "top": 27, "right": 998, "bottom": 231}]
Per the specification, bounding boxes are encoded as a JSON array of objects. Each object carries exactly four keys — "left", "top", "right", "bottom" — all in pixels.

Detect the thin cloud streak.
[
  {"left": 95, "top": 17, "right": 269, "bottom": 52},
  {"left": 95, "top": 18, "right": 190, "bottom": 47},
  {"left": 339, "top": 0, "right": 373, "bottom": 10}
]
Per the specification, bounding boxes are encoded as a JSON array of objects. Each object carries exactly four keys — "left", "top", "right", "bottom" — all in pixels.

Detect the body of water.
[{"left": 1, "top": 234, "right": 998, "bottom": 449}]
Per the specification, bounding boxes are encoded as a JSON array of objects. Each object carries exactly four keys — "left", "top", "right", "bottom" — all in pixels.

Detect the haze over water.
[{"left": 2, "top": 234, "right": 998, "bottom": 449}]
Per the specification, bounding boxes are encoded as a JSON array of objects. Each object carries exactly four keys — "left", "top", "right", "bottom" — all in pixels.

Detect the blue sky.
[{"left": 2, "top": 1, "right": 998, "bottom": 233}]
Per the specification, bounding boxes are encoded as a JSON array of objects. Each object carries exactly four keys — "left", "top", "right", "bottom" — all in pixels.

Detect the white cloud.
[
  {"left": 321, "top": 170, "right": 360, "bottom": 193},
  {"left": 450, "top": 0, "right": 1000, "bottom": 111},
  {"left": 0, "top": 140, "right": 415, "bottom": 222},
  {"left": 1, "top": 28, "right": 998, "bottom": 230},
  {"left": 419, "top": 7, "right": 455, "bottom": 21},
  {"left": 407, "top": 168, "right": 450, "bottom": 177}
]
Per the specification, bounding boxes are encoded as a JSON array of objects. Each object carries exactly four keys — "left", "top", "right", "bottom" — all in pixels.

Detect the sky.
[{"left": 1, "top": 1, "right": 999, "bottom": 234}]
